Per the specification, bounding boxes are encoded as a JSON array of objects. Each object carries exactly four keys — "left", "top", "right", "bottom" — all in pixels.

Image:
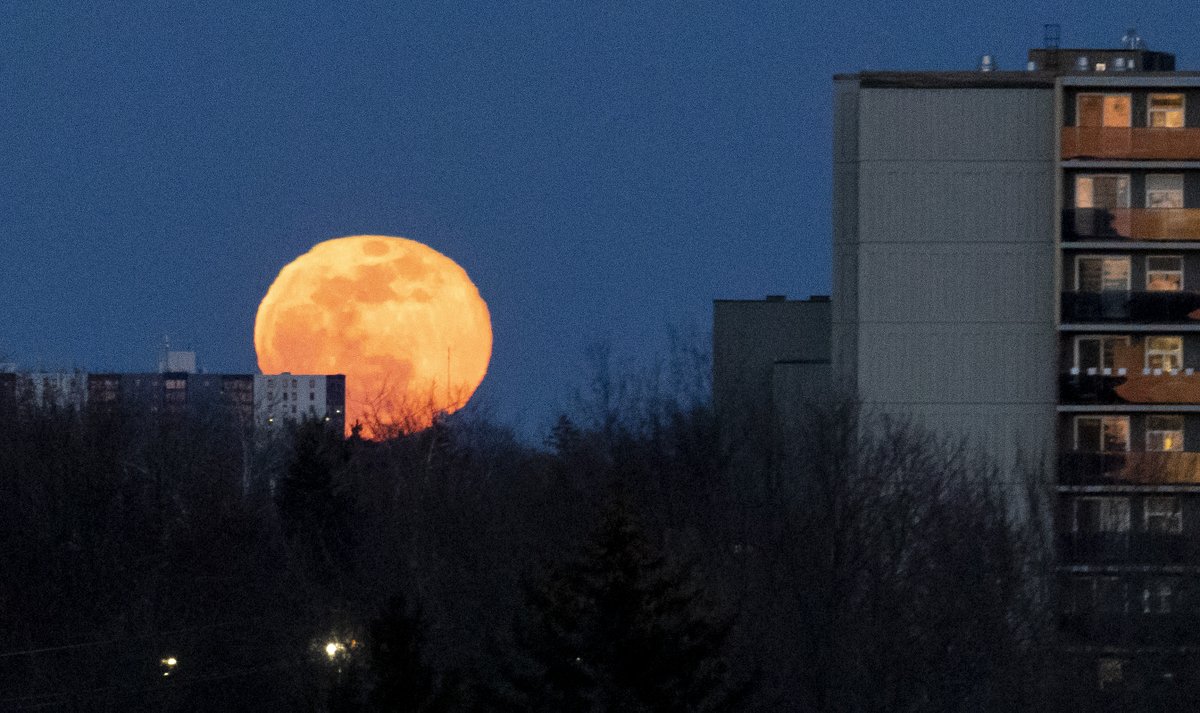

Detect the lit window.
[
  {"left": 1146, "top": 336, "right": 1183, "bottom": 371},
  {"left": 1078, "top": 94, "right": 1131, "bottom": 127},
  {"left": 1075, "top": 415, "right": 1130, "bottom": 452},
  {"left": 1075, "top": 175, "right": 1131, "bottom": 209},
  {"left": 1144, "top": 497, "right": 1183, "bottom": 534},
  {"left": 1146, "top": 256, "right": 1183, "bottom": 291},
  {"left": 1146, "top": 415, "right": 1184, "bottom": 451},
  {"left": 1149, "top": 93, "right": 1185, "bottom": 128},
  {"left": 1146, "top": 174, "right": 1184, "bottom": 209}
]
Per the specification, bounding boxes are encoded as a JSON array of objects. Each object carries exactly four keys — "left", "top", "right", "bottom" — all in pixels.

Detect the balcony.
[
  {"left": 1061, "top": 291, "right": 1200, "bottom": 323},
  {"left": 1059, "top": 451, "right": 1200, "bottom": 485},
  {"left": 1063, "top": 208, "right": 1200, "bottom": 241},
  {"left": 1059, "top": 532, "right": 1189, "bottom": 564},
  {"left": 1062, "top": 126, "right": 1200, "bottom": 160},
  {"left": 1061, "top": 371, "right": 1200, "bottom": 405},
  {"left": 1059, "top": 611, "right": 1200, "bottom": 647}
]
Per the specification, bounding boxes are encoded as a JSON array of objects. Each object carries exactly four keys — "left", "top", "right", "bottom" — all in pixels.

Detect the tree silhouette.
[
  {"left": 276, "top": 417, "right": 354, "bottom": 578},
  {"left": 366, "top": 593, "right": 458, "bottom": 712},
  {"left": 496, "top": 497, "right": 749, "bottom": 712}
]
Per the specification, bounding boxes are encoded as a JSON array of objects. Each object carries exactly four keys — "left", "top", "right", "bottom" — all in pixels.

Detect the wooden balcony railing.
[
  {"left": 1060, "top": 451, "right": 1200, "bottom": 485},
  {"left": 1064, "top": 208, "right": 1200, "bottom": 240},
  {"left": 1060, "top": 372, "right": 1200, "bottom": 405},
  {"left": 1062, "top": 126, "right": 1200, "bottom": 160}
]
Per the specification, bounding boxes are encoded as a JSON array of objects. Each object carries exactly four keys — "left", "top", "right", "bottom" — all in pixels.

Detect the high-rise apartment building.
[
  {"left": 254, "top": 373, "right": 346, "bottom": 434},
  {"left": 0, "top": 363, "right": 345, "bottom": 435},
  {"left": 832, "top": 40, "right": 1200, "bottom": 689}
]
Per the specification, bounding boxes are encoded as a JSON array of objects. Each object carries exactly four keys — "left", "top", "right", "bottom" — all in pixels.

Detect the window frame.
[
  {"left": 1073, "top": 335, "right": 1131, "bottom": 371},
  {"left": 1074, "top": 415, "right": 1132, "bottom": 452},
  {"left": 1146, "top": 414, "right": 1185, "bottom": 452},
  {"left": 1074, "top": 174, "right": 1132, "bottom": 209},
  {"left": 1073, "top": 496, "right": 1132, "bottom": 534},
  {"left": 1077, "top": 93, "right": 1133, "bottom": 127},
  {"left": 1076, "top": 254, "right": 1132, "bottom": 292},
  {"left": 1148, "top": 93, "right": 1186, "bottom": 129},
  {"left": 1142, "top": 578, "right": 1176, "bottom": 615},
  {"left": 1145, "top": 335, "right": 1184, "bottom": 371},
  {"left": 1145, "top": 173, "right": 1185, "bottom": 209},
  {"left": 1143, "top": 496, "right": 1183, "bottom": 534},
  {"left": 1146, "top": 255, "right": 1184, "bottom": 291}
]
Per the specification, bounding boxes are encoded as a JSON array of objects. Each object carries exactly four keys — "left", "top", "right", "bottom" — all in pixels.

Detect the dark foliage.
[
  {"left": 0, "top": 356, "right": 1103, "bottom": 712},
  {"left": 365, "top": 593, "right": 458, "bottom": 712},
  {"left": 493, "top": 499, "right": 747, "bottom": 712}
]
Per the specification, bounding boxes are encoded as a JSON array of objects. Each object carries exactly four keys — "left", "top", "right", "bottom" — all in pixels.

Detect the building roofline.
[
  {"left": 713, "top": 297, "right": 831, "bottom": 304},
  {"left": 837, "top": 71, "right": 1200, "bottom": 89},
  {"left": 835, "top": 71, "right": 1058, "bottom": 88}
]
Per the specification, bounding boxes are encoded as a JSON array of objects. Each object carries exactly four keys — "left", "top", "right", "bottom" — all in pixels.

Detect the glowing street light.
[
  {"left": 324, "top": 641, "right": 344, "bottom": 659},
  {"left": 161, "top": 656, "right": 178, "bottom": 677}
]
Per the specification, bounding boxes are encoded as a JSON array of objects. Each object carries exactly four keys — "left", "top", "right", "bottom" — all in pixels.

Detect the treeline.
[{"left": 0, "top": 361, "right": 1154, "bottom": 711}]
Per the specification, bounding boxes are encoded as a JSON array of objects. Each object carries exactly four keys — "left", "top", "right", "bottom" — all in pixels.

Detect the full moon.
[{"left": 254, "top": 235, "right": 492, "bottom": 438}]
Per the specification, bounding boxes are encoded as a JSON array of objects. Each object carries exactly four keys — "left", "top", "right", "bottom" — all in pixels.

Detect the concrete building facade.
[
  {"left": 713, "top": 295, "right": 832, "bottom": 431},
  {"left": 0, "top": 364, "right": 344, "bottom": 435},
  {"left": 832, "top": 71, "right": 1060, "bottom": 472},
  {"left": 830, "top": 43, "right": 1200, "bottom": 692},
  {"left": 254, "top": 373, "right": 346, "bottom": 434}
]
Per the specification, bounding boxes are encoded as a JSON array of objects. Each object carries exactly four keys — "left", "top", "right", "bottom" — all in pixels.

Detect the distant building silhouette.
[{"left": 0, "top": 355, "right": 344, "bottom": 435}]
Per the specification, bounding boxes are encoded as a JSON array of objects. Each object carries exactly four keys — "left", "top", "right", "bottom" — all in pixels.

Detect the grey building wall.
[
  {"left": 833, "top": 82, "right": 1060, "bottom": 473},
  {"left": 713, "top": 297, "right": 831, "bottom": 437}
]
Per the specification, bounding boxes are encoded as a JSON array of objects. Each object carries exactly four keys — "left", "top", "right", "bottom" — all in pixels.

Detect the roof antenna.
[
  {"left": 158, "top": 335, "right": 170, "bottom": 373},
  {"left": 1043, "top": 23, "right": 1061, "bottom": 50},
  {"left": 1121, "top": 27, "right": 1145, "bottom": 50}
]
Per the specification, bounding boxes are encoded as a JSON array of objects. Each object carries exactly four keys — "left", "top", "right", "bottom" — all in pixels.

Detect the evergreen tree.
[
  {"left": 366, "top": 593, "right": 458, "bottom": 712},
  {"left": 276, "top": 417, "right": 353, "bottom": 575},
  {"left": 496, "top": 499, "right": 750, "bottom": 712}
]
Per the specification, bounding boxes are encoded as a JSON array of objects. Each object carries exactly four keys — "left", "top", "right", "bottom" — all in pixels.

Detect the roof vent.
[
  {"left": 979, "top": 54, "right": 995, "bottom": 72},
  {"left": 1026, "top": 60, "right": 1037, "bottom": 71},
  {"left": 1076, "top": 55, "right": 1090, "bottom": 71}
]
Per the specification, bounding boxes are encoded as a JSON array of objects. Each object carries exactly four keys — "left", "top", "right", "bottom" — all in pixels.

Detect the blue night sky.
[{"left": 0, "top": 2, "right": 1192, "bottom": 433}]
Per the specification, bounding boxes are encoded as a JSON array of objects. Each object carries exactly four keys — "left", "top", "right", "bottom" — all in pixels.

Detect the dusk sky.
[{"left": 2, "top": 1, "right": 1193, "bottom": 433}]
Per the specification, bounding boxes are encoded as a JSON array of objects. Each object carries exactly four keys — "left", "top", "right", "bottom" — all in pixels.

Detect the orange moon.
[{"left": 254, "top": 235, "right": 492, "bottom": 438}]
